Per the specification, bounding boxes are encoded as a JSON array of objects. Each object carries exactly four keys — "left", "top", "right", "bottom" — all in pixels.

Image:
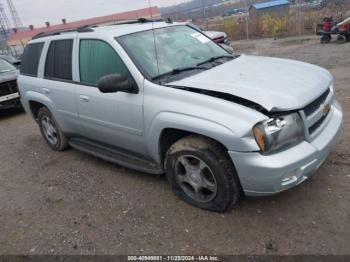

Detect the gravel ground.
[{"left": 0, "top": 36, "right": 350, "bottom": 255}]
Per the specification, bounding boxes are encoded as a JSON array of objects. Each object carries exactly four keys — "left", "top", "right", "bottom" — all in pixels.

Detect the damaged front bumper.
[{"left": 229, "top": 100, "right": 343, "bottom": 196}]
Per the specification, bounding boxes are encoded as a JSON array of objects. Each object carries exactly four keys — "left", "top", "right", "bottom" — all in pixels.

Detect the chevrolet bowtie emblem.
[{"left": 323, "top": 104, "right": 331, "bottom": 115}]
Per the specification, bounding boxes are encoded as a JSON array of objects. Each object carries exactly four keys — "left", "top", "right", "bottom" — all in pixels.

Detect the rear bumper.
[{"left": 229, "top": 100, "right": 343, "bottom": 196}]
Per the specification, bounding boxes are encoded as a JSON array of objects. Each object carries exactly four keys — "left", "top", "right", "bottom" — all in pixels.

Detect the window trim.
[
  {"left": 44, "top": 39, "right": 74, "bottom": 82},
  {"left": 78, "top": 38, "right": 137, "bottom": 91},
  {"left": 20, "top": 42, "right": 45, "bottom": 77}
]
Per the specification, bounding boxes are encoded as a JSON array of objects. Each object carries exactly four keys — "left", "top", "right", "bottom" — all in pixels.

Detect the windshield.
[
  {"left": 0, "top": 58, "right": 16, "bottom": 73},
  {"left": 118, "top": 25, "right": 229, "bottom": 80}
]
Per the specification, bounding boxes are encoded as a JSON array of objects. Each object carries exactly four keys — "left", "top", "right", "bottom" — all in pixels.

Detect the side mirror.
[{"left": 97, "top": 73, "right": 137, "bottom": 94}]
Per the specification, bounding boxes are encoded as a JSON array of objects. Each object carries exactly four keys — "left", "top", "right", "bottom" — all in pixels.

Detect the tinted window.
[
  {"left": 20, "top": 42, "right": 44, "bottom": 76},
  {"left": 79, "top": 39, "right": 128, "bottom": 86},
  {"left": 45, "top": 39, "right": 73, "bottom": 80}
]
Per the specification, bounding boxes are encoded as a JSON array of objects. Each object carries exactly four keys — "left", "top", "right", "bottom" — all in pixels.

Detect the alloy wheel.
[
  {"left": 41, "top": 116, "right": 58, "bottom": 145},
  {"left": 175, "top": 155, "right": 218, "bottom": 203}
]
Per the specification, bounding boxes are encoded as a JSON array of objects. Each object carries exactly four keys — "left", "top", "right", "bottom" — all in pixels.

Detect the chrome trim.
[
  {"left": 0, "top": 92, "right": 19, "bottom": 103},
  {"left": 300, "top": 87, "right": 334, "bottom": 142}
]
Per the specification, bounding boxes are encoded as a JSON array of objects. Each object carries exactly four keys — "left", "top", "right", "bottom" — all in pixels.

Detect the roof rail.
[
  {"left": 31, "top": 17, "right": 171, "bottom": 40},
  {"left": 32, "top": 25, "right": 94, "bottom": 40},
  {"left": 112, "top": 17, "right": 169, "bottom": 26}
]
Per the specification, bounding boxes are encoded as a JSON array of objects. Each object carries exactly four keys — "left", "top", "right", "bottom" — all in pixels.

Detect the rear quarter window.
[{"left": 20, "top": 42, "right": 44, "bottom": 77}]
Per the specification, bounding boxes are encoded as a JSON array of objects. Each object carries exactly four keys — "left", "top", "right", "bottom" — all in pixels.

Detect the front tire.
[
  {"left": 165, "top": 136, "right": 241, "bottom": 212},
  {"left": 37, "top": 107, "right": 68, "bottom": 151},
  {"left": 337, "top": 34, "right": 346, "bottom": 44}
]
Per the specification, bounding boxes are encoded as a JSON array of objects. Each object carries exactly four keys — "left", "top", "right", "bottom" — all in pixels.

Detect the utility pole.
[
  {"left": 297, "top": 0, "right": 302, "bottom": 41},
  {"left": 6, "top": 0, "right": 23, "bottom": 29},
  {"left": 202, "top": 0, "right": 208, "bottom": 30},
  {"left": 244, "top": 0, "right": 250, "bottom": 41},
  {"left": 0, "top": 3, "right": 11, "bottom": 55},
  {"left": 0, "top": 3, "right": 11, "bottom": 33}
]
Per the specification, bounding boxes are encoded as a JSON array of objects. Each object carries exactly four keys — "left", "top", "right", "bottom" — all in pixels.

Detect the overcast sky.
[{"left": 12, "top": 0, "right": 190, "bottom": 27}]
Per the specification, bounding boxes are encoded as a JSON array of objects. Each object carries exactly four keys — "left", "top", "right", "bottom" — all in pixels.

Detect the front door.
[{"left": 75, "top": 39, "right": 145, "bottom": 154}]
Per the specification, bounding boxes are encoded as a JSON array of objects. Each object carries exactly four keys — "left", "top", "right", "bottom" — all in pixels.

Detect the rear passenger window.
[
  {"left": 45, "top": 39, "right": 73, "bottom": 80},
  {"left": 79, "top": 39, "right": 128, "bottom": 86},
  {"left": 20, "top": 42, "right": 44, "bottom": 77}
]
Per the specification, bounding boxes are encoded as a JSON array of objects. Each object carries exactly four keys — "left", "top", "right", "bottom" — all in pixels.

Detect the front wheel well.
[
  {"left": 29, "top": 101, "right": 47, "bottom": 120},
  {"left": 159, "top": 128, "right": 229, "bottom": 164}
]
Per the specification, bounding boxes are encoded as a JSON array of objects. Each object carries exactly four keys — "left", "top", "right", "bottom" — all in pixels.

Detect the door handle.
[
  {"left": 79, "top": 95, "right": 90, "bottom": 103},
  {"left": 42, "top": 88, "right": 50, "bottom": 95}
]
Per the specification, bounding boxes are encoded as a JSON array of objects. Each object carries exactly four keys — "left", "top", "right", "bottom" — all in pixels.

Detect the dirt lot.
[{"left": 1, "top": 36, "right": 350, "bottom": 255}]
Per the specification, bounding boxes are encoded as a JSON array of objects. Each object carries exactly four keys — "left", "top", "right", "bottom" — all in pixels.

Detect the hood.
[
  {"left": 0, "top": 70, "right": 18, "bottom": 83},
  {"left": 168, "top": 55, "right": 332, "bottom": 112}
]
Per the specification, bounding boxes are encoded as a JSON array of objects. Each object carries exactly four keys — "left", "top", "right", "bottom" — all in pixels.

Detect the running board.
[{"left": 69, "top": 137, "right": 164, "bottom": 174}]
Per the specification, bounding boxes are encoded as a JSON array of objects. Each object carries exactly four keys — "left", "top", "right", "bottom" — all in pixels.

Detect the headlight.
[{"left": 253, "top": 113, "right": 305, "bottom": 155}]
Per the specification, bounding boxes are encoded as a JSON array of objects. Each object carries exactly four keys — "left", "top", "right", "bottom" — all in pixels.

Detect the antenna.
[
  {"left": 148, "top": 0, "right": 160, "bottom": 83},
  {"left": 6, "top": 0, "right": 23, "bottom": 29}
]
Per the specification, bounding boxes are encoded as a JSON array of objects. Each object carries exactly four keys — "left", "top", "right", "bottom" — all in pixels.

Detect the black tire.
[
  {"left": 165, "top": 136, "right": 241, "bottom": 212},
  {"left": 337, "top": 34, "right": 346, "bottom": 44},
  {"left": 37, "top": 107, "right": 69, "bottom": 151},
  {"left": 320, "top": 34, "right": 331, "bottom": 44}
]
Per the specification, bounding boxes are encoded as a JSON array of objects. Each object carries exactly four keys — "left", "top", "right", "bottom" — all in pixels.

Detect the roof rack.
[
  {"left": 31, "top": 17, "right": 173, "bottom": 40},
  {"left": 32, "top": 25, "right": 94, "bottom": 40},
  {"left": 111, "top": 17, "right": 172, "bottom": 25}
]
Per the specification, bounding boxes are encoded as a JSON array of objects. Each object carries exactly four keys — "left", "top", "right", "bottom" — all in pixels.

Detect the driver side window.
[{"left": 79, "top": 39, "right": 128, "bottom": 86}]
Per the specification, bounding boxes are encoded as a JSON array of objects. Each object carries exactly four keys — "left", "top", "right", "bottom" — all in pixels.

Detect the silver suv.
[{"left": 18, "top": 20, "right": 343, "bottom": 212}]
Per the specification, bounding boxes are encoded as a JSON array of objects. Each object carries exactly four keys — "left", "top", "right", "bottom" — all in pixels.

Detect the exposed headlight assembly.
[{"left": 253, "top": 113, "right": 305, "bottom": 155}]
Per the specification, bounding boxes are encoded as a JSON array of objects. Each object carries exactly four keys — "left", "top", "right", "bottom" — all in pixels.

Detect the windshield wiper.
[
  {"left": 152, "top": 66, "right": 206, "bottom": 81},
  {"left": 197, "top": 55, "right": 234, "bottom": 66}
]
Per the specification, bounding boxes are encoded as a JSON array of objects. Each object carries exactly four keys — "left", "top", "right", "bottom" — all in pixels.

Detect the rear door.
[
  {"left": 41, "top": 37, "right": 80, "bottom": 133},
  {"left": 74, "top": 38, "right": 146, "bottom": 154}
]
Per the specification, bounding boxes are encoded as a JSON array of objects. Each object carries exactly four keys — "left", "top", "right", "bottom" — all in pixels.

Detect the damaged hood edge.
[{"left": 167, "top": 55, "right": 333, "bottom": 112}]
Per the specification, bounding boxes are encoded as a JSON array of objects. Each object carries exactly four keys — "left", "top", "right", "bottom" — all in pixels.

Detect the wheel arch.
[
  {"left": 158, "top": 128, "right": 230, "bottom": 165},
  {"left": 25, "top": 91, "right": 55, "bottom": 120},
  {"left": 146, "top": 111, "right": 254, "bottom": 164}
]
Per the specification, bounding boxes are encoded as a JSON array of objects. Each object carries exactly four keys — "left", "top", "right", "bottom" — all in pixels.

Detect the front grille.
[
  {"left": 300, "top": 87, "right": 333, "bottom": 139},
  {"left": 303, "top": 88, "right": 330, "bottom": 117},
  {"left": 0, "top": 80, "right": 18, "bottom": 97},
  {"left": 308, "top": 114, "right": 328, "bottom": 135}
]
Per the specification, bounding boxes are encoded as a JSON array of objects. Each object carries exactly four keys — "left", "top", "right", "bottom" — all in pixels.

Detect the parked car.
[
  {"left": 18, "top": 20, "right": 342, "bottom": 212},
  {"left": 0, "top": 54, "right": 21, "bottom": 68},
  {"left": 187, "top": 23, "right": 234, "bottom": 53},
  {"left": 0, "top": 58, "right": 20, "bottom": 110},
  {"left": 204, "top": 31, "right": 234, "bottom": 53},
  {"left": 226, "top": 8, "right": 246, "bottom": 16}
]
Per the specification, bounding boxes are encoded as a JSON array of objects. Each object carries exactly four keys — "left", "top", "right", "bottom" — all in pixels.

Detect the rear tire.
[
  {"left": 320, "top": 34, "right": 331, "bottom": 44},
  {"left": 37, "top": 107, "right": 69, "bottom": 151},
  {"left": 165, "top": 136, "right": 241, "bottom": 212}
]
